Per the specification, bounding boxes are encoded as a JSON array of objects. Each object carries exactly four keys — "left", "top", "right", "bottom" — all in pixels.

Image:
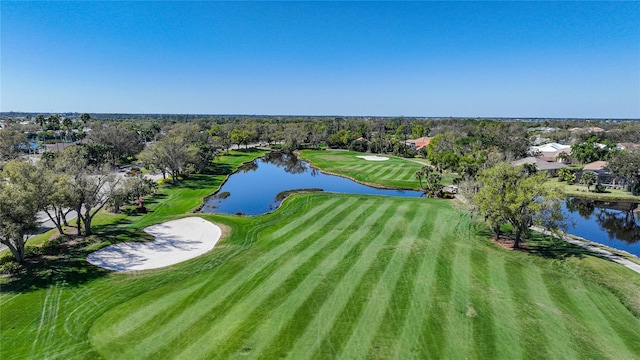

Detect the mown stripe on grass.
[
  {"left": 391, "top": 210, "right": 450, "bottom": 359},
  {"left": 265, "top": 197, "right": 341, "bottom": 240},
  {"left": 31, "top": 283, "right": 63, "bottom": 356},
  {"left": 585, "top": 285, "right": 640, "bottom": 357},
  {"left": 364, "top": 211, "right": 438, "bottom": 359},
  {"left": 525, "top": 267, "right": 578, "bottom": 359},
  {"left": 93, "top": 282, "right": 206, "bottom": 353},
  {"left": 442, "top": 228, "right": 473, "bottom": 356},
  {"left": 221, "top": 202, "right": 398, "bottom": 359},
  {"left": 261, "top": 204, "right": 412, "bottom": 360},
  {"left": 96, "top": 197, "right": 343, "bottom": 349},
  {"left": 380, "top": 166, "right": 404, "bottom": 181},
  {"left": 278, "top": 204, "right": 412, "bottom": 359},
  {"left": 419, "top": 224, "right": 458, "bottom": 358},
  {"left": 540, "top": 272, "right": 608, "bottom": 359},
  {"left": 170, "top": 200, "right": 379, "bottom": 360},
  {"left": 485, "top": 255, "right": 523, "bottom": 360},
  {"left": 468, "top": 248, "right": 498, "bottom": 358},
  {"left": 375, "top": 166, "right": 396, "bottom": 180},
  {"left": 336, "top": 207, "right": 426, "bottom": 358},
  {"left": 393, "top": 171, "right": 413, "bottom": 183},
  {"left": 505, "top": 258, "right": 551, "bottom": 359},
  {"left": 102, "top": 198, "right": 358, "bottom": 359},
  {"left": 307, "top": 209, "right": 412, "bottom": 360}
]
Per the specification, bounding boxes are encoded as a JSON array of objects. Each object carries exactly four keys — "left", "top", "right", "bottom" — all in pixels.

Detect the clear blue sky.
[{"left": 1, "top": 1, "right": 639, "bottom": 118}]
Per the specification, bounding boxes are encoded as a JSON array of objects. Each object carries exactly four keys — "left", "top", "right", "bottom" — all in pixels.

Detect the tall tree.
[
  {"left": 571, "top": 136, "right": 605, "bottom": 164},
  {"left": 473, "top": 163, "right": 563, "bottom": 248},
  {"left": 55, "top": 146, "right": 120, "bottom": 236},
  {"left": 0, "top": 161, "right": 44, "bottom": 263},
  {"left": 88, "top": 125, "right": 144, "bottom": 166},
  {"left": 80, "top": 113, "right": 91, "bottom": 125},
  {"left": 139, "top": 127, "right": 199, "bottom": 183},
  {"left": 426, "top": 132, "right": 460, "bottom": 172},
  {"left": 0, "top": 130, "right": 28, "bottom": 161},
  {"left": 607, "top": 149, "right": 640, "bottom": 195}
]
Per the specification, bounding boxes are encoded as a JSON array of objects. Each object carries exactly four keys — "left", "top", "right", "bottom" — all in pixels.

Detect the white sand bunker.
[
  {"left": 356, "top": 155, "right": 389, "bottom": 161},
  {"left": 87, "top": 217, "right": 222, "bottom": 272}
]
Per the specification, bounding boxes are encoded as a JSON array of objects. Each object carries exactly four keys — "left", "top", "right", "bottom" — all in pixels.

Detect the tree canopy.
[
  {"left": 607, "top": 149, "right": 640, "bottom": 195},
  {"left": 0, "top": 161, "right": 44, "bottom": 262},
  {"left": 473, "top": 162, "right": 564, "bottom": 248}
]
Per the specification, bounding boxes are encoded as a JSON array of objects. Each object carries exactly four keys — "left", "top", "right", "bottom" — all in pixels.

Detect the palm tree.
[
  {"left": 80, "top": 113, "right": 91, "bottom": 126},
  {"left": 556, "top": 151, "right": 571, "bottom": 164},
  {"left": 62, "top": 117, "right": 73, "bottom": 141}
]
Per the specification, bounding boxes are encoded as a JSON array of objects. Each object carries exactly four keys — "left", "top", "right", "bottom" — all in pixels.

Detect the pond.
[
  {"left": 201, "top": 152, "right": 422, "bottom": 216},
  {"left": 202, "top": 152, "right": 640, "bottom": 258},
  {"left": 563, "top": 198, "right": 640, "bottom": 257}
]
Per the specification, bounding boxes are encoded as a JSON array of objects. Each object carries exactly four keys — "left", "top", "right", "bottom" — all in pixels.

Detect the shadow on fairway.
[
  {"left": 526, "top": 238, "right": 592, "bottom": 260},
  {"left": 475, "top": 224, "right": 591, "bottom": 260},
  {"left": 0, "top": 223, "right": 152, "bottom": 294}
]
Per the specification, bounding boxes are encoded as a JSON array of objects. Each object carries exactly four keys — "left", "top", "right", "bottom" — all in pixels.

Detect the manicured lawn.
[
  {"left": 2, "top": 149, "right": 640, "bottom": 359},
  {"left": 548, "top": 180, "right": 640, "bottom": 202},
  {"left": 299, "top": 150, "right": 426, "bottom": 189}
]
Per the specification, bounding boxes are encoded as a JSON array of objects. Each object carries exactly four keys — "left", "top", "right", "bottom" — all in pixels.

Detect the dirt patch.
[{"left": 490, "top": 235, "right": 530, "bottom": 252}]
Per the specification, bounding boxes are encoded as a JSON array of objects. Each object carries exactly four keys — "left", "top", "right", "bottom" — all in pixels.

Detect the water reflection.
[
  {"left": 202, "top": 151, "right": 422, "bottom": 216},
  {"left": 563, "top": 198, "right": 640, "bottom": 255},
  {"left": 262, "top": 151, "right": 315, "bottom": 175}
]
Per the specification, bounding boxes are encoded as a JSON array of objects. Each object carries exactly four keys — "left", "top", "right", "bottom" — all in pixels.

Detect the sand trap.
[
  {"left": 87, "top": 217, "right": 221, "bottom": 272},
  {"left": 356, "top": 155, "right": 389, "bottom": 161}
]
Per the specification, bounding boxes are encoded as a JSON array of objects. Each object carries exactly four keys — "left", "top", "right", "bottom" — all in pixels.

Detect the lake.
[
  {"left": 201, "top": 152, "right": 422, "bottom": 216},
  {"left": 202, "top": 152, "right": 640, "bottom": 257},
  {"left": 563, "top": 198, "right": 640, "bottom": 257}
]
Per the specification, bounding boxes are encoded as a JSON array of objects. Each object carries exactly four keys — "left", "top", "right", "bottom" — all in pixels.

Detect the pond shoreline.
[
  {"left": 295, "top": 151, "right": 423, "bottom": 192},
  {"left": 531, "top": 226, "right": 640, "bottom": 273},
  {"left": 200, "top": 150, "right": 423, "bottom": 216},
  {"left": 194, "top": 151, "right": 268, "bottom": 213}
]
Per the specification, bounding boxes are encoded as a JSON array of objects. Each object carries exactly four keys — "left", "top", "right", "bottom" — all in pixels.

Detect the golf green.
[{"left": 299, "top": 150, "right": 425, "bottom": 189}]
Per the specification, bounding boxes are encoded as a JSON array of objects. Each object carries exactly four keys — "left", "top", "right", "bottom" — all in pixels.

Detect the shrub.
[{"left": 0, "top": 260, "right": 21, "bottom": 274}]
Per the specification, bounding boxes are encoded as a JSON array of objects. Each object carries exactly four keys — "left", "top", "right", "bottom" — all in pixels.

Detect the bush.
[
  {"left": 348, "top": 139, "right": 369, "bottom": 153},
  {"left": 0, "top": 260, "right": 21, "bottom": 274},
  {"left": 41, "top": 236, "right": 64, "bottom": 253}
]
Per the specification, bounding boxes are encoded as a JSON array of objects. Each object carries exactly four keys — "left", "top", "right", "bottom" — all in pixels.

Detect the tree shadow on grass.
[
  {"left": 474, "top": 222, "right": 591, "bottom": 260},
  {"left": 0, "top": 220, "right": 153, "bottom": 294},
  {"left": 1, "top": 237, "right": 111, "bottom": 293},
  {"left": 525, "top": 236, "right": 592, "bottom": 260},
  {"left": 211, "top": 163, "right": 233, "bottom": 175}
]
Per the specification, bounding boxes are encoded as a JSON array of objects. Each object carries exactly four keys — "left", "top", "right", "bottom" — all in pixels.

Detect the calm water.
[
  {"left": 202, "top": 152, "right": 639, "bottom": 257},
  {"left": 563, "top": 198, "right": 640, "bottom": 256},
  {"left": 201, "top": 152, "right": 422, "bottom": 216}
]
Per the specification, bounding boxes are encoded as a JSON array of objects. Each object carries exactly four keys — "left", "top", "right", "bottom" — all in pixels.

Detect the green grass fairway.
[
  {"left": 300, "top": 150, "right": 426, "bottom": 189},
  {"left": 2, "top": 149, "right": 640, "bottom": 359},
  {"left": 81, "top": 195, "right": 639, "bottom": 359}
]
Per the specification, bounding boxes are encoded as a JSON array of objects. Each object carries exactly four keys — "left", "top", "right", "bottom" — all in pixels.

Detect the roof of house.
[
  {"left": 406, "top": 136, "right": 431, "bottom": 150},
  {"left": 531, "top": 142, "right": 571, "bottom": 152},
  {"left": 583, "top": 160, "right": 608, "bottom": 171},
  {"left": 512, "top": 157, "right": 568, "bottom": 171}
]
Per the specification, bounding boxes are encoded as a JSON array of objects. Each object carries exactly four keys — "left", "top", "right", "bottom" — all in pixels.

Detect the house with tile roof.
[{"left": 406, "top": 137, "right": 431, "bottom": 151}]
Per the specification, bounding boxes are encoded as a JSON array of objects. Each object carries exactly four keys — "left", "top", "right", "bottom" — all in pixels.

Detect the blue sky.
[{"left": 1, "top": 1, "right": 638, "bottom": 118}]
